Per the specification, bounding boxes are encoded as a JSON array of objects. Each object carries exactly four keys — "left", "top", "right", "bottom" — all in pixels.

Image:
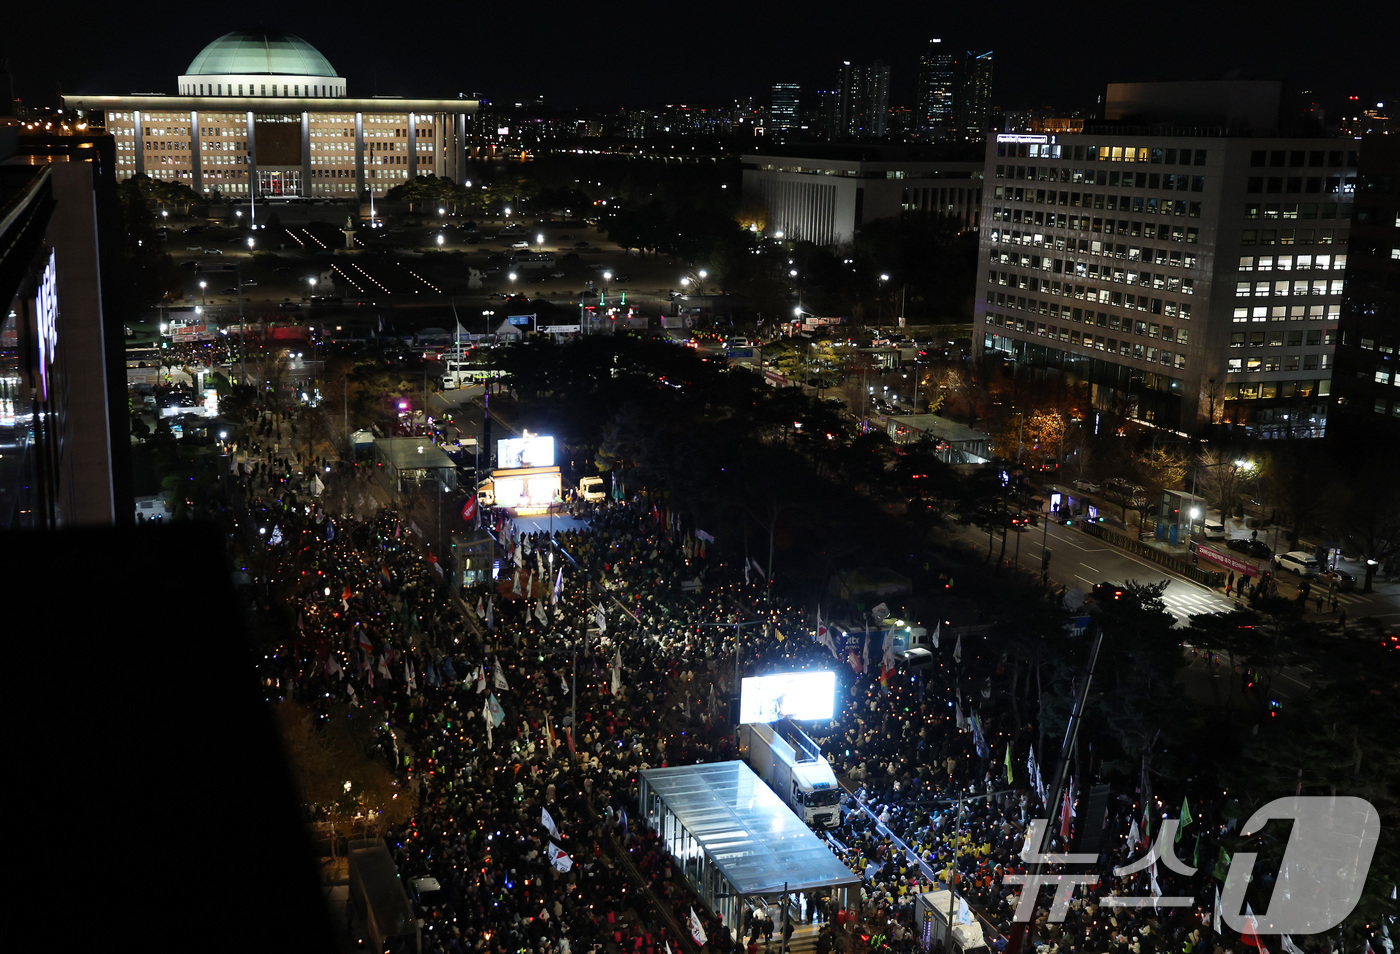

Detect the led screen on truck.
[{"left": 739, "top": 671, "right": 836, "bottom": 724}]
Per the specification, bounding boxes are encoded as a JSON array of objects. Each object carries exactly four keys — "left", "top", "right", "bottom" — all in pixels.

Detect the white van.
[{"left": 1274, "top": 551, "right": 1320, "bottom": 576}]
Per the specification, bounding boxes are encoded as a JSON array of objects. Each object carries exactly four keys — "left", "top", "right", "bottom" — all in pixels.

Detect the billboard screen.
[
  {"left": 739, "top": 670, "right": 837, "bottom": 724},
  {"left": 493, "top": 470, "right": 561, "bottom": 513},
  {"left": 498, "top": 435, "right": 555, "bottom": 469}
]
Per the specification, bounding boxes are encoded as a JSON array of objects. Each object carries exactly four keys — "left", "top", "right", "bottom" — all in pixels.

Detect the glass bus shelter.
[{"left": 639, "top": 762, "right": 861, "bottom": 935}]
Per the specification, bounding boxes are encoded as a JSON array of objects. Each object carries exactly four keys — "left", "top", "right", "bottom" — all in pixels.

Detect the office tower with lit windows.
[
  {"left": 770, "top": 83, "right": 800, "bottom": 132},
  {"left": 1328, "top": 135, "right": 1400, "bottom": 439},
  {"left": 62, "top": 30, "right": 477, "bottom": 200},
  {"left": 916, "top": 40, "right": 957, "bottom": 139},
  {"left": 957, "top": 51, "right": 994, "bottom": 141},
  {"left": 975, "top": 81, "right": 1357, "bottom": 435}
]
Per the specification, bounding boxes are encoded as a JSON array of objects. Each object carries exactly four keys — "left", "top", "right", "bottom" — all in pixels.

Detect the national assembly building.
[{"left": 63, "top": 29, "right": 478, "bottom": 199}]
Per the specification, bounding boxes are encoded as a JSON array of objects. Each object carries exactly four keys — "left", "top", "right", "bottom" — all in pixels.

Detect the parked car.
[
  {"left": 1202, "top": 518, "right": 1226, "bottom": 540},
  {"left": 1072, "top": 478, "right": 1101, "bottom": 493},
  {"left": 1226, "top": 538, "right": 1273, "bottom": 559},
  {"left": 1324, "top": 569, "right": 1356, "bottom": 592},
  {"left": 1273, "top": 551, "right": 1320, "bottom": 576}
]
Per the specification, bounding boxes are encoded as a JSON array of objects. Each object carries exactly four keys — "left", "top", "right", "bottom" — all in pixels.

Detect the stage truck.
[{"left": 737, "top": 718, "right": 842, "bottom": 829}]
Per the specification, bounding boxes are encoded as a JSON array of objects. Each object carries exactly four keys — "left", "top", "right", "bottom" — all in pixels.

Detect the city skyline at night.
[{"left": 5, "top": 6, "right": 1392, "bottom": 119}]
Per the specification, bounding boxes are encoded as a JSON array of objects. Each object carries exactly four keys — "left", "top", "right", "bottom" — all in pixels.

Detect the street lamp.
[
  {"left": 235, "top": 209, "right": 242, "bottom": 226},
  {"left": 436, "top": 233, "right": 445, "bottom": 247},
  {"left": 1188, "top": 457, "right": 1255, "bottom": 534},
  {"left": 603, "top": 270, "right": 612, "bottom": 306},
  {"left": 308, "top": 276, "right": 317, "bottom": 299},
  {"left": 247, "top": 235, "right": 255, "bottom": 251},
  {"left": 199, "top": 280, "right": 207, "bottom": 305},
  {"left": 536, "top": 233, "right": 544, "bottom": 247},
  {"left": 878, "top": 273, "right": 890, "bottom": 331}
]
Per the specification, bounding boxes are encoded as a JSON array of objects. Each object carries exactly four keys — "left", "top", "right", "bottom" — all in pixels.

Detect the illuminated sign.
[
  {"left": 739, "top": 670, "right": 837, "bottom": 724},
  {"left": 497, "top": 434, "right": 555, "bottom": 469},
  {"left": 996, "top": 134, "right": 1049, "bottom": 144},
  {"left": 36, "top": 250, "right": 57, "bottom": 399},
  {"left": 491, "top": 466, "right": 561, "bottom": 513}
]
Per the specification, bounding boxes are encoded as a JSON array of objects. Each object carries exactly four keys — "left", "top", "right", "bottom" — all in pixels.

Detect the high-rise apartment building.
[
  {"left": 975, "top": 81, "right": 1358, "bottom": 434},
  {"left": 1329, "top": 135, "right": 1400, "bottom": 440},
  {"left": 916, "top": 40, "right": 957, "bottom": 139},
  {"left": 770, "top": 83, "right": 800, "bottom": 132},
  {"left": 835, "top": 61, "right": 890, "bottom": 140},
  {"left": 957, "top": 51, "right": 994, "bottom": 142}
]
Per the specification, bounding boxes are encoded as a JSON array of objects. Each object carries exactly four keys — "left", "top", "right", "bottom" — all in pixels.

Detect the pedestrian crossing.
[{"left": 1161, "top": 587, "right": 1232, "bottom": 623}]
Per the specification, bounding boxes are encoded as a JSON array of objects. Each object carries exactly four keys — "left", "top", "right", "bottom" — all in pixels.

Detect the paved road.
[
  {"left": 945, "top": 514, "right": 1400, "bottom": 628},
  {"left": 948, "top": 515, "right": 1235, "bottom": 624}
]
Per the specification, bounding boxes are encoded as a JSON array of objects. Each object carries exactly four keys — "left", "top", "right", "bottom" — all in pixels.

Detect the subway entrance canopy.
[{"left": 639, "top": 762, "right": 860, "bottom": 931}]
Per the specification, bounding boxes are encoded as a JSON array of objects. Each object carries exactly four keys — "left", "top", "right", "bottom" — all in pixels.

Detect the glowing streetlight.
[
  {"left": 199, "top": 280, "right": 207, "bottom": 304},
  {"left": 536, "top": 233, "right": 544, "bottom": 247},
  {"left": 436, "top": 233, "right": 445, "bottom": 247}
]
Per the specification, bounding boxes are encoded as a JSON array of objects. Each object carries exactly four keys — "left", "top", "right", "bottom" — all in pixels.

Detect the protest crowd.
[{"left": 218, "top": 413, "right": 1316, "bottom": 954}]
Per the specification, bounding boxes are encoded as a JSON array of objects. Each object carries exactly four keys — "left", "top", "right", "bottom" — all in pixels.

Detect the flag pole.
[{"left": 1005, "top": 623, "right": 1105, "bottom": 954}]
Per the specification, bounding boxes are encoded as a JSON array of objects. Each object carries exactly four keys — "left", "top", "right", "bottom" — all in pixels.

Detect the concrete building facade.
[
  {"left": 63, "top": 30, "right": 477, "bottom": 199},
  {"left": 975, "top": 127, "right": 1358, "bottom": 432},
  {"left": 742, "top": 148, "right": 983, "bottom": 246}
]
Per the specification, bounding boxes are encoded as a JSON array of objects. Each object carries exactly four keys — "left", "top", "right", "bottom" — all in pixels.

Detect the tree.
[
  {"left": 1333, "top": 448, "right": 1400, "bottom": 593},
  {"left": 277, "top": 700, "right": 419, "bottom": 847}
]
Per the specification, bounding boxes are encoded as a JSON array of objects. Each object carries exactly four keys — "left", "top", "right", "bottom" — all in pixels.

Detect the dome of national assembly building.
[{"left": 178, "top": 29, "right": 346, "bottom": 97}]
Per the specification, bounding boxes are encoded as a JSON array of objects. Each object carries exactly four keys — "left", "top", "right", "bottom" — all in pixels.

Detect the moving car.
[
  {"left": 1072, "top": 479, "right": 1101, "bottom": 493},
  {"left": 1091, "top": 581, "right": 1126, "bottom": 601}
]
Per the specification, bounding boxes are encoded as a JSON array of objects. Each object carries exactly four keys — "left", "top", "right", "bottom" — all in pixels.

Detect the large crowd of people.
[{"left": 216, "top": 400, "right": 1306, "bottom": 954}]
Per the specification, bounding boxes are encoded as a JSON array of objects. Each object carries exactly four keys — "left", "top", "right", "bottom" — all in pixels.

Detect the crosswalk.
[{"left": 1161, "top": 586, "right": 1233, "bottom": 623}]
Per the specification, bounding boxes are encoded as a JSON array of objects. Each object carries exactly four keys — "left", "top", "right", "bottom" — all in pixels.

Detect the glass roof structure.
[{"left": 639, "top": 762, "right": 861, "bottom": 896}]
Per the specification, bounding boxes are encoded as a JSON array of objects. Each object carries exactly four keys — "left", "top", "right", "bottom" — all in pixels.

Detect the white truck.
[
  {"left": 913, "top": 889, "right": 988, "bottom": 954},
  {"left": 737, "top": 719, "right": 842, "bottom": 829}
]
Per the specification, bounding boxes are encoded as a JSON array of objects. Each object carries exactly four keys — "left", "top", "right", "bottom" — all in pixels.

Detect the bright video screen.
[
  {"left": 493, "top": 471, "right": 561, "bottom": 510},
  {"left": 739, "top": 671, "right": 837, "bottom": 724},
  {"left": 497, "top": 435, "right": 555, "bottom": 469}
]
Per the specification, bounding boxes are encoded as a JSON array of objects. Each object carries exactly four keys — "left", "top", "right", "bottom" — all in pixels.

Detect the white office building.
[
  {"left": 742, "top": 147, "right": 983, "bottom": 246},
  {"left": 975, "top": 82, "right": 1358, "bottom": 433}
]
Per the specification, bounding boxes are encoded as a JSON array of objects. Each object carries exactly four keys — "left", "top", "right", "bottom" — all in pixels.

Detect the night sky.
[{"left": 7, "top": 4, "right": 1393, "bottom": 117}]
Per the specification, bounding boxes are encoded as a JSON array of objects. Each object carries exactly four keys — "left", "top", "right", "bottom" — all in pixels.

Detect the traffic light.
[{"left": 1042, "top": 548, "right": 1053, "bottom": 571}]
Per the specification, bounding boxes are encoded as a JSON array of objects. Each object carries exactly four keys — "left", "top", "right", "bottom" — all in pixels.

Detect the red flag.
[
  {"left": 1240, "top": 905, "right": 1262, "bottom": 948},
  {"left": 461, "top": 494, "right": 477, "bottom": 523},
  {"left": 1060, "top": 787, "right": 1073, "bottom": 841}
]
